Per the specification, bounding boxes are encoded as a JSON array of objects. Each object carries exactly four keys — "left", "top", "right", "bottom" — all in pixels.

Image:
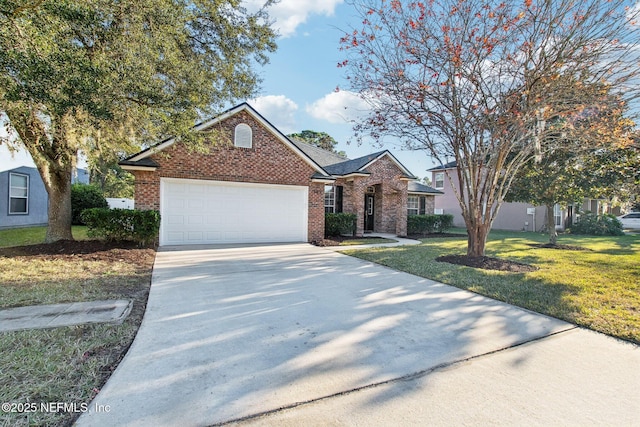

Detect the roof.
[
  {"left": 324, "top": 150, "right": 416, "bottom": 179},
  {"left": 407, "top": 181, "right": 443, "bottom": 195},
  {"left": 119, "top": 102, "right": 417, "bottom": 180},
  {"left": 427, "top": 161, "right": 457, "bottom": 171},
  {"left": 289, "top": 139, "right": 347, "bottom": 167},
  {"left": 120, "top": 103, "right": 330, "bottom": 177}
]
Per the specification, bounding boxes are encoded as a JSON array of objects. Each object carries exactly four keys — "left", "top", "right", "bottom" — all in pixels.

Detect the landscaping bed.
[{"left": 0, "top": 239, "right": 156, "bottom": 427}]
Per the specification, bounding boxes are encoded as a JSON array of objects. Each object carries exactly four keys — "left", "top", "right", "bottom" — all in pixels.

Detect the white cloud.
[
  {"left": 248, "top": 95, "right": 299, "bottom": 134},
  {"left": 244, "top": 0, "right": 343, "bottom": 38},
  {"left": 306, "top": 90, "right": 372, "bottom": 124}
]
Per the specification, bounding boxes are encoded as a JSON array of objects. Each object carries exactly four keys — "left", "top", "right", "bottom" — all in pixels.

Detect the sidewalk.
[
  {"left": 0, "top": 300, "right": 133, "bottom": 332},
  {"left": 323, "top": 233, "right": 422, "bottom": 251}
]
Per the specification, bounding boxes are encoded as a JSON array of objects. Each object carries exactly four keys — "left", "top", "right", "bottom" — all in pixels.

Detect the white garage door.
[{"left": 160, "top": 178, "right": 308, "bottom": 246}]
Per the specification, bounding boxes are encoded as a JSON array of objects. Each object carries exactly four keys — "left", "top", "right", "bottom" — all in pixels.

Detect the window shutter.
[
  {"left": 419, "top": 196, "right": 426, "bottom": 215},
  {"left": 336, "top": 186, "right": 343, "bottom": 213}
]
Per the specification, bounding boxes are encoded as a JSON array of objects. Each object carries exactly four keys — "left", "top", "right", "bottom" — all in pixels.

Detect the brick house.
[{"left": 120, "top": 103, "right": 440, "bottom": 246}]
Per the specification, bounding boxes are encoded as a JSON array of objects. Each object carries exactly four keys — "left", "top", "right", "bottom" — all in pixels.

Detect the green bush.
[
  {"left": 81, "top": 208, "right": 161, "bottom": 246},
  {"left": 569, "top": 212, "right": 624, "bottom": 236},
  {"left": 407, "top": 214, "right": 454, "bottom": 235},
  {"left": 71, "top": 184, "right": 108, "bottom": 225},
  {"left": 325, "top": 213, "right": 357, "bottom": 237}
]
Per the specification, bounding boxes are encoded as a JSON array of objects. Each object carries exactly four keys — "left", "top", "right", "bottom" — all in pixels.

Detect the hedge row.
[
  {"left": 81, "top": 208, "right": 160, "bottom": 246},
  {"left": 325, "top": 212, "right": 357, "bottom": 237},
  {"left": 407, "top": 214, "right": 454, "bottom": 235},
  {"left": 71, "top": 184, "right": 108, "bottom": 225},
  {"left": 569, "top": 212, "right": 624, "bottom": 236}
]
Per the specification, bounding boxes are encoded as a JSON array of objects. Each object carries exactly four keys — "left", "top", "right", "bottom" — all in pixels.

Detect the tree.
[
  {"left": 506, "top": 82, "right": 637, "bottom": 244},
  {"left": 288, "top": 130, "right": 346, "bottom": 156},
  {"left": 0, "top": 0, "right": 276, "bottom": 242},
  {"left": 339, "top": 0, "right": 640, "bottom": 256}
]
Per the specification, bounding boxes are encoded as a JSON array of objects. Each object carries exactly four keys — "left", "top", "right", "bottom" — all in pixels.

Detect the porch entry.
[{"left": 364, "top": 194, "right": 375, "bottom": 232}]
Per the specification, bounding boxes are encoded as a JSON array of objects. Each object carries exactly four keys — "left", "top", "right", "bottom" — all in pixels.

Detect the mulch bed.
[
  {"left": 527, "top": 243, "right": 592, "bottom": 251},
  {"left": 436, "top": 254, "right": 538, "bottom": 272},
  {"left": 0, "top": 240, "right": 156, "bottom": 265}
]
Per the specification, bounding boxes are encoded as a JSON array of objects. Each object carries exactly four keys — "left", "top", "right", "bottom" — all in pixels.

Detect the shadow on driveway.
[{"left": 77, "top": 243, "right": 571, "bottom": 426}]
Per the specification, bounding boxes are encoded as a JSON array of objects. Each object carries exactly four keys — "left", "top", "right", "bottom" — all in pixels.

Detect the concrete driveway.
[{"left": 77, "top": 243, "right": 640, "bottom": 426}]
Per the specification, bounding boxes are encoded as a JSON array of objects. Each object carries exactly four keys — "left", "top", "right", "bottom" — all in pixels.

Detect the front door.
[{"left": 364, "top": 194, "right": 375, "bottom": 232}]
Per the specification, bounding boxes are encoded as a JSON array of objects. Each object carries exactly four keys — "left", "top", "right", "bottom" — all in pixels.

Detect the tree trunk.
[
  {"left": 43, "top": 166, "right": 74, "bottom": 243},
  {"left": 546, "top": 204, "right": 558, "bottom": 245},
  {"left": 466, "top": 222, "right": 490, "bottom": 257}
]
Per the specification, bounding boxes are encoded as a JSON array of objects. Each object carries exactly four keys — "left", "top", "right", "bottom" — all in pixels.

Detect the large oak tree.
[
  {"left": 340, "top": 0, "right": 640, "bottom": 256},
  {"left": 0, "top": 0, "right": 276, "bottom": 242}
]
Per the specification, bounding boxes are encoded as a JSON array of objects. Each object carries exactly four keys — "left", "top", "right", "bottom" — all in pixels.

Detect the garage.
[{"left": 160, "top": 178, "right": 308, "bottom": 246}]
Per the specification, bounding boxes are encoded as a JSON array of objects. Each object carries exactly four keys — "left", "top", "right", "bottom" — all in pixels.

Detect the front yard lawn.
[
  {"left": 0, "top": 226, "right": 89, "bottom": 248},
  {"left": 345, "top": 229, "right": 640, "bottom": 344},
  {"left": 0, "top": 238, "right": 155, "bottom": 427}
]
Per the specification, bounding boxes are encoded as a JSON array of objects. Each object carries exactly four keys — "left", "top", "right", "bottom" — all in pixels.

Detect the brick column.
[
  {"left": 395, "top": 182, "right": 408, "bottom": 236},
  {"left": 307, "top": 182, "right": 325, "bottom": 243}
]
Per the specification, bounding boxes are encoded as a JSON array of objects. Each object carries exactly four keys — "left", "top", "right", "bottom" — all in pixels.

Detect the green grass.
[
  {"left": 0, "top": 242, "right": 154, "bottom": 427},
  {"left": 339, "top": 237, "right": 396, "bottom": 246},
  {"left": 0, "top": 226, "right": 89, "bottom": 248},
  {"left": 345, "top": 229, "right": 640, "bottom": 344}
]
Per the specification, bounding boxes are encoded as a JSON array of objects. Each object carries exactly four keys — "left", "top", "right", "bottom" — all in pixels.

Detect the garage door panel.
[{"left": 160, "top": 179, "right": 308, "bottom": 246}]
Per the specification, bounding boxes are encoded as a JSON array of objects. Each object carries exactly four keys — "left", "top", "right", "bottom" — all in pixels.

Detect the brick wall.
[
  {"left": 334, "top": 156, "right": 408, "bottom": 237},
  {"left": 131, "top": 110, "right": 325, "bottom": 242}
]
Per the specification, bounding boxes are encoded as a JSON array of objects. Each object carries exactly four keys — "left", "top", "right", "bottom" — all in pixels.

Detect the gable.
[{"left": 121, "top": 103, "right": 329, "bottom": 177}]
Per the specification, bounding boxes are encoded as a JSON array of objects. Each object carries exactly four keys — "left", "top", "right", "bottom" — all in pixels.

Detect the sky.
[
  {"left": 0, "top": 1, "right": 438, "bottom": 177},
  {"left": 244, "top": 0, "right": 437, "bottom": 178}
]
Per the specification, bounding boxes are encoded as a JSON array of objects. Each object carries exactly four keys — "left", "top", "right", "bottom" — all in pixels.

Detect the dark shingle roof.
[
  {"left": 323, "top": 151, "right": 388, "bottom": 175},
  {"left": 427, "top": 160, "right": 457, "bottom": 171},
  {"left": 119, "top": 157, "right": 159, "bottom": 168},
  {"left": 288, "top": 139, "right": 348, "bottom": 167},
  {"left": 408, "top": 181, "right": 443, "bottom": 194}
]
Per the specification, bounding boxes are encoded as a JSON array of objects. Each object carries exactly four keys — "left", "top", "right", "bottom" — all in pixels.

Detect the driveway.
[{"left": 77, "top": 243, "right": 640, "bottom": 426}]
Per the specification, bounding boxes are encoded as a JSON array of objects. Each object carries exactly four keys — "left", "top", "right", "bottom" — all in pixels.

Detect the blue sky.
[
  {"left": 0, "top": 1, "right": 437, "bottom": 177},
  {"left": 244, "top": 0, "right": 437, "bottom": 178}
]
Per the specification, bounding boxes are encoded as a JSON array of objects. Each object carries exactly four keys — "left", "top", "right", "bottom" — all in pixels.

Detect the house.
[
  {"left": 429, "top": 161, "right": 614, "bottom": 232},
  {"left": 120, "top": 102, "right": 441, "bottom": 246},
  {"left": 0, "top": 166, "right": 89, "bottom": 229}
]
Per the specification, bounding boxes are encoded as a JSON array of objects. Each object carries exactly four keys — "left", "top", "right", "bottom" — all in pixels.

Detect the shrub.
[
  {"left": 81, "top": 208, "right": 161, "bottom": 246},
  {"left": 325, "top": 213, "right": 357, "bottom": 237},
  {"left": 71, "top": 184, "right": 108, "bottom": 225},
  {"left": 569, "top": 212, "right": 624, "bottom": 236},
  {"left": 407, "top": 214, "right": 454, "bottom": 235}
]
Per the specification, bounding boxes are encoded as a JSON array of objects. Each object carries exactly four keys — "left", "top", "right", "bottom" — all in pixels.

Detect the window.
[
  {"left": 9, "top": 173, "right": 29, "bottom": 214},
  {"left": 554, "top": 204, "right": 562, "bottom": 227},
  {"left": 324, "top": 185, "right": 343, "bottom": 213},
  {"left": 434, "top": 172, "right": 444, "bottom": 189},
  {"left": 324, "top": 185, "right": 335, "bottom": 213},
  {"left": 234, "top": 123, "right": 252, "bottom": 148},
  {"left": 407, "top": 196, "right": 419, "bottom": 215}
]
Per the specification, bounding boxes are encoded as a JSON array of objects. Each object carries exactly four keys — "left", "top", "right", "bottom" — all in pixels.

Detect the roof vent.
[{"left": 234, "top": 123, "right": 252, "bottom": 148}]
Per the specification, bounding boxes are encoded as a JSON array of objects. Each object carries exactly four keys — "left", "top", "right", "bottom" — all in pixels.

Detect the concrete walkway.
[
  {"left": 0, "top": 300, "right": 133, "bottom": 332},
  {"left": 324, "top": 233, "right": 421, "bottom": 251},
  {"left": 76, "top": 243, "right": 640, "bottom": 426}
]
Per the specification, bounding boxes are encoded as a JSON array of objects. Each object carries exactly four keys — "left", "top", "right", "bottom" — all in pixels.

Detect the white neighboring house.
[{"left": 106, "top": 198, "right": 135, "bottom": 210}]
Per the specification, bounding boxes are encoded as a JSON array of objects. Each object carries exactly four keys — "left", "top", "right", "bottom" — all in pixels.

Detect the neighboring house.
[
  {"left": 120, "top": 102, "right": 440, "bottom": 246},
  {"left": 429, "top": 162, "right": 612, "bottom": 232},
  {"left": 0, "top": 166, "right": 89, "bottom": 229}
]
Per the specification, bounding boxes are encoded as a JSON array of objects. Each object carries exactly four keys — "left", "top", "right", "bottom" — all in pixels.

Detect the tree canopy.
[
  {"left": 0, "top": 0, "right": 277, "bottom": 242},
  {"left": 340, "top": 0, "right": 640, "bottom": 256}
]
